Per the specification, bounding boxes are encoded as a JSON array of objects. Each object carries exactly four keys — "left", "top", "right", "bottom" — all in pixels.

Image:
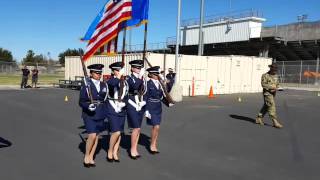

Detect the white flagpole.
[{"left": 171, "top": 0, "right": 183, "bottom": 102}]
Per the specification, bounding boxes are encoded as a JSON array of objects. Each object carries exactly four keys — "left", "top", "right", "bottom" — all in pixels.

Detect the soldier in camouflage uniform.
[{"left": 256, "top": 63, "right": 283, "bottom": 129}]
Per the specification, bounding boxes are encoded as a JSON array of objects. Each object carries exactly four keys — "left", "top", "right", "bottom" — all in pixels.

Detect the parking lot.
[{"left": 0, "top": 88, "right": 319, "bottom": 180}]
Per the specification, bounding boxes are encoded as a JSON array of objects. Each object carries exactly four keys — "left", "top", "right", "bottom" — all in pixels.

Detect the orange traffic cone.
[{"left": 208, "top": 86, "right": 215, "bottom": 98}]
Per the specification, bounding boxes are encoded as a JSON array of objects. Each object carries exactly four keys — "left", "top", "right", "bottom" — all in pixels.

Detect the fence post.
[
  {"left": 281, "top": 61, "right": 285, "bottom": 83},
  {"left": 307, "top": 65, "right": 310, "bottom": 86},
  {"left": 316, "top": 50, "right": 320, "bottom": 85},
  {"left": 299, "top": 60, "right": 303, "bottom": 86}
]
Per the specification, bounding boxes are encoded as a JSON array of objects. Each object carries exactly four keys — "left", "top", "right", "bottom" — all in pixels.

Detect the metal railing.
[
  {"left": 117, "top": 42, "right": 169, "bottom": 53},
  {"left": 181, "top": 9, "right": 263, "bottom": 27}
]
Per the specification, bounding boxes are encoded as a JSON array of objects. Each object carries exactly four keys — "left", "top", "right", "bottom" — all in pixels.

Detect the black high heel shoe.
[
  {"left": 89, "top": 163, "right": 96, "bottom": 167},
  {"left": 106, "top": 157, "right": 114, "bottom": 162},
  {"left": 129, "top": 153, "right": 138, "bottom": 160},
  {"left": 83, "top": 162, "right": 91, "bottom": 168},
  {"left": 149, "top": 147, "right": 160, "bottom": 154}
]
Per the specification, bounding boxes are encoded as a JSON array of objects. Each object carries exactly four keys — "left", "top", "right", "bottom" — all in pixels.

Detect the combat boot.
[
  {"left": 272, "top": 119, "right": 283, "bottom": 129},
  {"left": 255, "top": 117, "right": 264, "bottom": 125}
]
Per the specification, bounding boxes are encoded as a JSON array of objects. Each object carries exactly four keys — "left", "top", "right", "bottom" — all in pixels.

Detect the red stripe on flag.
[
  {"left": 83, "top": 0, "right": 132, "bottom": 61},
  {"left": 97, "top": 2, "right": 132, "bottom": 29},
  {"left": 89, "top": 11, "right": 131, "bottom": 44},
  {"left": 84, "top": 14, "right": 131, "bottom": 60}
]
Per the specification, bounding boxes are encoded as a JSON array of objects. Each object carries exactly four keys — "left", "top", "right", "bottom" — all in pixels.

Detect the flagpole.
[
  {"left": 119, "top": 28, "right": 127, "bottom": 101},
  {"left": 122, "top": 29, "right": 127, "bottom": 65},
  {"left": 142, "top": 23, "right": 148, "bottom": 66},
  {"left": 80, "top": 56, "right": 94, "bottom": 104}
]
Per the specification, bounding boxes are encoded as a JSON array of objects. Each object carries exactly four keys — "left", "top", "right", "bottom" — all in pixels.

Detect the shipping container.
[{"left": 65, "top": 53, "right": 272, "bottom": 96}]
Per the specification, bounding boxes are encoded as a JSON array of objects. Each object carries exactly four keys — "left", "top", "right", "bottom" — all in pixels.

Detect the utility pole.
[
  {"left": 198, "top": 0, "right": 205, "bottom": 56},
  {"left": 175, "top": 0, "right": 181, "bottom": 80}
]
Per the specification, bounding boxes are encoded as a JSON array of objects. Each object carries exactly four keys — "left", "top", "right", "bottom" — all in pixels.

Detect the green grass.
[{"left": 0, "top": 74, "right": 64, "bottom": 85}]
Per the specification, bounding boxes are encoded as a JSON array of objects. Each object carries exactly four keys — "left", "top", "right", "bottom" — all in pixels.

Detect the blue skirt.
[
  {"left": 108, "top": 114, "right": 125, "bottom": 133},
  {"left": 83, "top": 118, "right": 105, "bottom": 134},
  {"left": 146, "top": 114, "right": 162, "bottom": 126},
  {"left": 127, "top": 104, "right": 145, "bottom": 128}
]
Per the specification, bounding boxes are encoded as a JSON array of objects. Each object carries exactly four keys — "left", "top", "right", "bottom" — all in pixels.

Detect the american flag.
[
  {"left": 98, "top": 36, "right": 118, "bottom": 55},
  {"left": 83, "top": 0, "right": 132, "bottom": 61}
]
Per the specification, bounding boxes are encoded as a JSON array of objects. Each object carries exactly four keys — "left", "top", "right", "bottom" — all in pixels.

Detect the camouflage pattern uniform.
[{"left": 256, "top": 72, "right": 283, "bottom": 128}]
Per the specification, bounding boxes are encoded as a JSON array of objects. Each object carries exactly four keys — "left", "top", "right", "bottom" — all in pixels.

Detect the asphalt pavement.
[{"left": 0, "top": 88, "right": 319, "bottom": 180}]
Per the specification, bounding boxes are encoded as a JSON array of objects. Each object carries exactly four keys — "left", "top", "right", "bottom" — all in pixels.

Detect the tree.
[
  {"left": 0, "top": 48, "right": 14, "bottom": 62},
  {"left": 22, "top": 50, "right": 50, "bottom": 65},
  {"left": 58, "top": 48, "right": 84, "bottom": 66},
  {"left": 23, "top": 50, "right": 35, "bottom": 64}
]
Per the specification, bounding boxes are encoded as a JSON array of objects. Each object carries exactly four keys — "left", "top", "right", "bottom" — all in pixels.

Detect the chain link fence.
[
  {"left": 0, "top": 61, "right": 64, "bottom": 86},
  {"left": 276, "top": 60, "right": 320, "bottom": 88},
  {"left": 0, "top": 61, "right": 64, "bottom": 75}
]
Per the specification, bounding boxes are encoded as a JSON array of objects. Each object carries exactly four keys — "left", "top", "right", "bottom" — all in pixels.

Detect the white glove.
[
  {"left": 118, "top": 102, "right": 126, "bottom": 108},
  {"left": 169, "top": 103, "right": 175, "bottom": 107},
  {"left": 136, "top": 101, "right": 146, "bottom": 111},
  {"left": 88, "top": 104, "right": 96, "bottom": 111},
  {"left": 139, "top": 68, "right": 145, "bottom": 78},
  {"left": 119, "top": 68, "right": 125, "bottom": 76},
  {"left": 138, "top": 101, "right": 146, "bottom": 107},
  {"left": 145, "top": 110, "right": 151, "bottom": 119}
]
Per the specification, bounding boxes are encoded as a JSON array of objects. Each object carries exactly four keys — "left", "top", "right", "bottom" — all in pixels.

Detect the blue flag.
[
  {"left": 81, "top": 4, "right": 107, "bottom": 41},
  {"left": 123, "top": 0, "right": 149, "bottom": 28}
]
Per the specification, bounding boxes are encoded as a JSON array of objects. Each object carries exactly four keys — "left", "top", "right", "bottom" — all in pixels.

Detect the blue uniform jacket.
[
  {"left": 79, "top": 79, "right": 108, "bottom": 120},
  {"left": 145, "top": 80, "right": 164, "bottom": 116},
  {"left": 127, "top": 74, "right": 145, "bottom": 102},
  {"left": 106, "top": 76, "right": 127, "bottom": 116}
]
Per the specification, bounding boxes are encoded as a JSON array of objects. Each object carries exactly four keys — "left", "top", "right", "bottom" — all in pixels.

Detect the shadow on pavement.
[
  {"left": 229, "top": 114, "right": 256, "bottom": 123},
  {"left": 0, "top": 137, "right": 12, "bottom": 148}
]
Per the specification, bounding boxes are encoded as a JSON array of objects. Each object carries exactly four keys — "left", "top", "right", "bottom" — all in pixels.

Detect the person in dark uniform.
[
  {"left": 145, "top": 66, "right": 169, "bottom": 154},
  {"left": 126, "top": 60, "right": 146, "bottom": 159},
  {"left": 31, "top": 67, "right": 39, "bottom": 88},
  {"left": 105, "top": 62, "right": 128, "bottom": 162},
  {"left": 79, "top": 64, "right": 108, "bottom": 168},
  {"left": 166, "top": 68, "right": 176, "bottom": 92},
  {"left": 21, "top": 65, "right": 30, "bottom": 89}
]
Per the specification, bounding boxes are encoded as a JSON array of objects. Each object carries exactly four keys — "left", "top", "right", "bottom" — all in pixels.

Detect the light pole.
[
  {"left": 172, "top": 0, "right": 183, "bottom": 102},
  {"left": 175, "top": 0, "right": 181, "bottom": 79},
  {"left": 297, "top": 14, "right": 307, "bottom": 42},
  {"left": 198, "top": 0, "right": 205, "bottom": 56}
]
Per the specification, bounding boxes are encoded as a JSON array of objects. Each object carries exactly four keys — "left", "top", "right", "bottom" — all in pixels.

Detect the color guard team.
[{"left": 79, "top": 60, "right": 172, "bottom": 167}]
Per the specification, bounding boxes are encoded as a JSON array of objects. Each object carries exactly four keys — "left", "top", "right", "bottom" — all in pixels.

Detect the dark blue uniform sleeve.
[
  {"left": 128, "top": 77, "right": 144, "bottom": 93},
  {"left": 107, "top": 77, "right": 120, "bottom": 88},
  {"left": 79, "top": 84, "right": 90, "bottom": 109}
]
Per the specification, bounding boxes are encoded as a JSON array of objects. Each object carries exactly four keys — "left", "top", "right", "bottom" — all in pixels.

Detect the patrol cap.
[
  {"left": 109, "top": 61, "right": 124, "bottom": 71},
  {"left": 87, "top": 64, "right": 104, "bottom": 73},
  {"left": 268, "top": 63, "right": 278, "bottom": 70},
  {"left": 129, "top": 60, "right": 144, "bottom": 68},
  {"left": 146, "top": 66, "right": 160, "bottom": 74}
]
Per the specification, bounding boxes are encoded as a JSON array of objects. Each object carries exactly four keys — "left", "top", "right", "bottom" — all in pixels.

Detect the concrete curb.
[
  {"left": 283, "top": 86, "right": 320, "bottom": 92},
  {"left": 0, "top": 85, "right": 55, "bottom": 90}
]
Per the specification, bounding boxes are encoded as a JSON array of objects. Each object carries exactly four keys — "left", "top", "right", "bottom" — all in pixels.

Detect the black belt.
[
  {"left": 86, "top": 100, "right": 106, "bottom": 104},
  {"left": 128, "top": 93, "right": 139, "bottom": 96}
]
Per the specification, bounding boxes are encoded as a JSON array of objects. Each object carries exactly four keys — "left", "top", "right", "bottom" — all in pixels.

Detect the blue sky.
[{"left": 0, "top": 0, "right": 319, "bottom": 61}]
